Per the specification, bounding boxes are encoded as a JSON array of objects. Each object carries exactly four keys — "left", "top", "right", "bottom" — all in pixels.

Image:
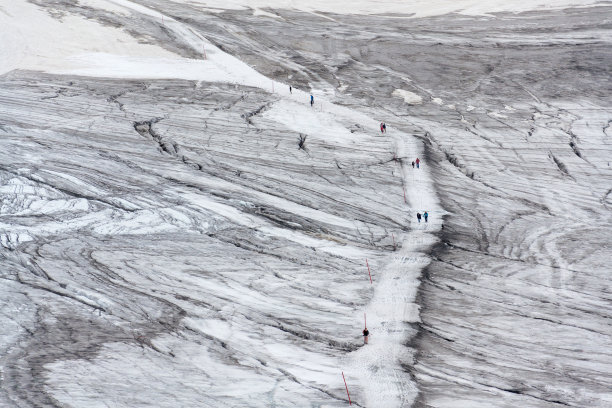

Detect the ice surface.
[
  {"left": 1, "top": 1, "right": 611, "bottom": 407},
  {"left": 166, "top": 0, "right": 612, "bottom": 17}
]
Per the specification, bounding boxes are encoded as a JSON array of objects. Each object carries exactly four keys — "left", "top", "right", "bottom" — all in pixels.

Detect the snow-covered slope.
[
  {"left": 1, "top": 0, "right": 611, "bottom": 407},
  {"left": 0, "top": 1, "right": 441, "bottom": 407}
]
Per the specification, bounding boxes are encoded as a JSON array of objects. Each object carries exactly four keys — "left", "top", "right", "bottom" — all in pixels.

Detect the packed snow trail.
[{"left": 343, "top": 124, "right": 443, "bottom": 406}]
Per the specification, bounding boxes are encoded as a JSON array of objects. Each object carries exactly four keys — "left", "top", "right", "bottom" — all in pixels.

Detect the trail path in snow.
[{"left": 342, "top": 119, "right": 443, "bottom": 406}]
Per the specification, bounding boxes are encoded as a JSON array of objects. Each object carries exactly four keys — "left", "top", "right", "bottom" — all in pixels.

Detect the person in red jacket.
[{"left": 416, "top": 157, "right": 420, "bottom": 168}]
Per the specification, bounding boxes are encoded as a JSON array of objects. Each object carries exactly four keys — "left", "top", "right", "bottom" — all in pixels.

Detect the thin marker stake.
[
  {"left": 392, "top": 233, "right": 396, "bottom": 250},
  {"left": 364, "top": 312, "right": 367, "bottom": 329},
  {"left": 366, "top": 259, "right": 372, "bottom": 284},
  {"left": 342, "top": 372, "right": 352, "bottom": 405},
  {"left": 403, "top": 188, "right": 407, "bottom": 204}
]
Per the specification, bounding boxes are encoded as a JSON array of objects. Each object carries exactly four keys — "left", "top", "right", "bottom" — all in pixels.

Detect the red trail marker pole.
[
  {"left": 342, "top": 372, "right": 352, "bottom": 405},
  {"left": 364, "top": 312, "right": 367, "bottom": 329},
  {"left": 366, "top": 259, "right": 372, "bottom": 284},
  {"left": 392, "top": 233, "right": 396, "bottom": 250},
  {"left": 403, "top": 188, "right": 407, "bottom": 204}
]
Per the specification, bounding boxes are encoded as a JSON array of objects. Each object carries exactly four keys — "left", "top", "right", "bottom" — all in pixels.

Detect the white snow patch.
[
  {"left": 392, "top": 89, "right": 423, "bottom": 105},
  {"left": 56, "top": 53, "right": 245, "bottom": 82},
  {"left": 489, "top": 111, "right": 509, "bottom": 119},
  {"left": 253, "top": 7, "right": 283, "bottom": 19},
  {"left": 432, "top": 97, "right": 443, "bottom": 105},
  {"left": 0, "top": 0, "right": 179, "bottom": 76},
  {"left": 3, "top": 0, "right": 277, "bottom": 92}
]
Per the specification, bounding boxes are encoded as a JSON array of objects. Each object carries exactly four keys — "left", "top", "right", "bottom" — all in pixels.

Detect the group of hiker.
[{"left": 416, "top": 211, "right": 429, "bottom": 223}]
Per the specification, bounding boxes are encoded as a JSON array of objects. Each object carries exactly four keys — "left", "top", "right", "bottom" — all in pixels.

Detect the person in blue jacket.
[
  {"left": 310, "top": 94, "right": 314, "bottom": 107},
  {"left": 424, "top": 211, "right": 429, "bottom": 222}
]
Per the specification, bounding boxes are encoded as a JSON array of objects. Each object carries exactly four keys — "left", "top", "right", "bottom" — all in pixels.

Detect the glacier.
[{"left": 1, "top": 0, "right": 611, "bottom": 407}]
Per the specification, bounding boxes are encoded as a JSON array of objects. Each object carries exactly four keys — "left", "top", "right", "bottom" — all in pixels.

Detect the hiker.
[
  {"left": 289, "top": 86, "right": 292, "bottom": 94},
  {"left": 416, "top": 158, "right": 420, "bottom": 168},
  {"left": 383, "top": 123, "right": 387, "bottom": 133},
  {"left": 411, "top": 161, "right": 415, "bottom": 168},
  {"left": 417, "top": 212, "right": 422, "bottom": 223},
  {"left": 424, "top": 211, "right": 428, "bottom": 222},
  {"left": 380, "top": 123, "right": 384, "bottom": 133},
  {"left": 363, "top": 328, "right": 369, "bottom": 344},
  {"left": 310, "top": 94, "right": 314, "bottom": 107}
]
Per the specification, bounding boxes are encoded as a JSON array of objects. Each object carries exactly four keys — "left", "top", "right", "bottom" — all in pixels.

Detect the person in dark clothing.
[
  {"left": 416, "top": 158, "right": 420, "bottom": 168},
  {"left": 383, "top": 123, "right": 386, "bottom": 132},
  {"left": 289, "top": 86, "right": 292, "bottom": 93},
  {"left": 411, "top": 161, "right": 415, "bottom": 168},
  {"left": 363, "top": 328, "right": 369, "bottom": 344},
  {"left": 417, "top": 212, "right": 422, "bottom": 223},
  {"left": 310, "top": 94, "right": 314, "bottom": 107},
  {"left": 424, "top": 211, "right": 428, "bottom": 222}
]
